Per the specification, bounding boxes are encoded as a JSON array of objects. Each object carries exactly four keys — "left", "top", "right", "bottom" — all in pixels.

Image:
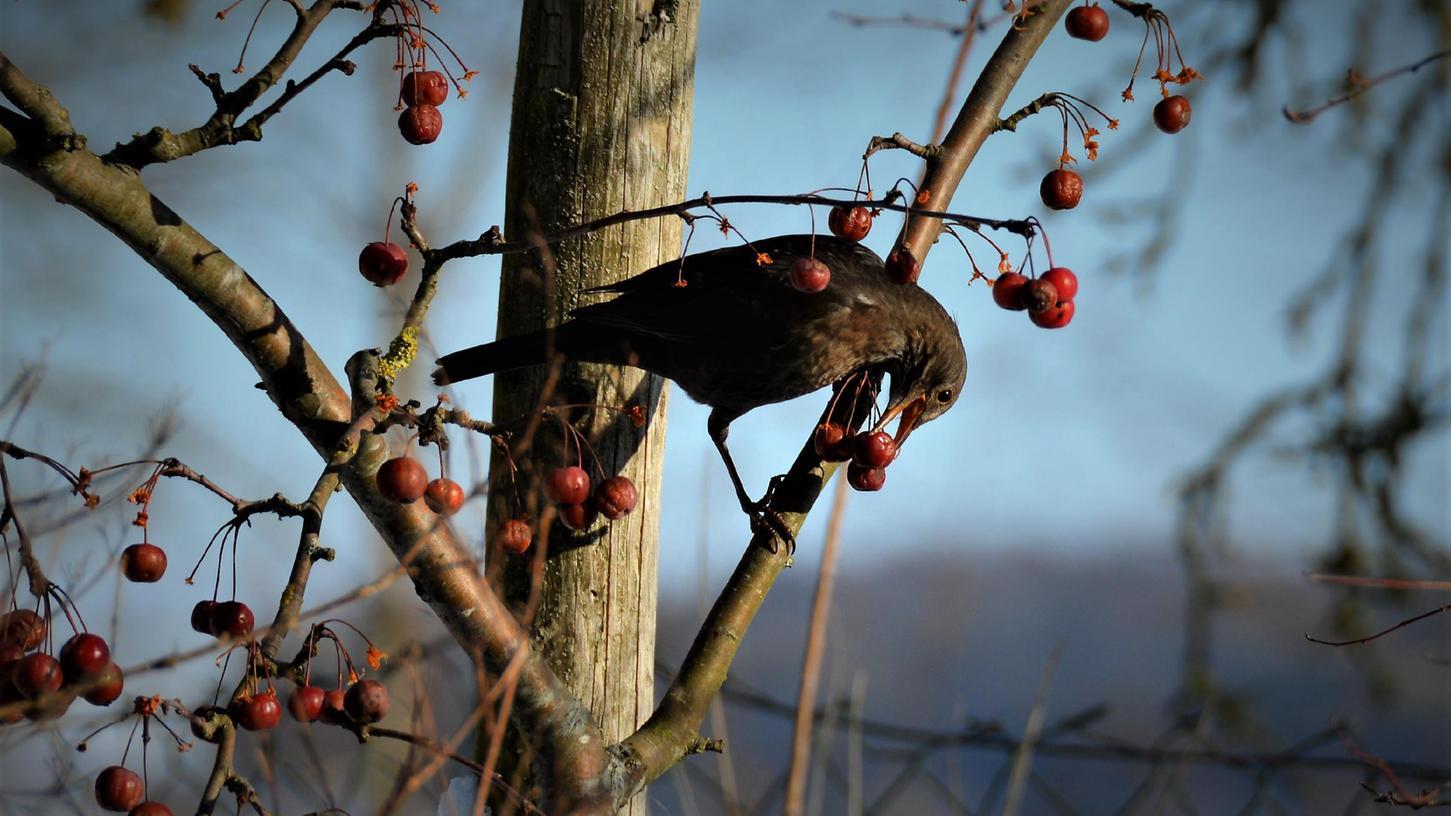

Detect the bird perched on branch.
[{"left": 433, "top": 234, "right": 966, "bottom": 543}]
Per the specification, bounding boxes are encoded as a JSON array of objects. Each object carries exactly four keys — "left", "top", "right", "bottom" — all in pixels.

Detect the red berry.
[
  {"left": 788, "top": 257, "right": 831, "bottom": 294},
  {"left": 594, "top": 476, "right": 638, "bottom": 520},
  {"left": 499, "top": 519, "right": 532, "bottom": 554},
  {"left": 851, "top": 431, "right": 898, "bottom": 469},
  {"left": 1040, "top": 267, "right": 1078, "bottom": 302},
  {"left": 1029, "top": 299, "right": 1076, "bottom": 329},
  {"left": 813, "top": 422, "right": 853, "bottom": 462},
  {"left": 14, "top": 652, "right": 63, "bottom": 698},
  {"left": 230, "top": 690, "right": 282, "bottom": 731},
  {"left": 324, "top": 688, "right": 347, "bottom": 716},
  {"left": 344, "top": 678, "right": 389, "bottom": 724},
  {"left": 377, "top": 456, "right": 428, "bottom": 503},
  {"left": 120, "top": 543, "right": 167, "bottom": 583},
  {"left": 209, "top": 601, "right": 254, "bottom": 639},
  {"left": 190, "top": 601, "right": 218, "bottom": 635},
  {"left": 543, "top": 466, "right": 591, "bottom": 506},
  {"left": 84, "top": 661, "right": 124, "bottom": 706},
  {"left": 60, "top": 633, "right": 111, "bottom": 680},
  {"left": 885, "top": 248, "right": 919, "bottom": 285},
  {"left": 358, "top": 241, "right": 409, "bottom": 287},
  {"left": 95, "top": 765, "right": 144, "bottom": 812},
  {"left": 288, "top": 684, "right": 326, "bottom": 723},
  {"left": 1, "top": 609, "right": 46, "bottom": 650},
  {"left": 400, "top": 70, "right": 448, "bottom": 107},
  {"left": 1064, "top": 4, "right": 1109, "bottom": 41},
  {"left": 1019, "top": 278, "right": 1059, "bottom": 313},
  {"left": 128, "top": 801, "right": 173, "bottom": 816},
  {"left": 828, "top": 205, "right": 873, "bottom": 242},
  {"left": 846, "top": 463, "right": 886, "bottom": 492},
  {"left": 1153, "top": 95, "right": 1192, "bottom": 134},
  {"left": 1040, "top": 168, "right": 1083, "bottom": 210},
  {"left": 557, "top": 500, "right": 599, "bottom": 532},
  {"left": 423, "top": 478, "right": 466, "bottom": 515},
  {"left": 993, "top": 272, "right": 1029, "bottom": 311},
  {"left": 398, "top": 104, "right": 443, "bottom": 145}
]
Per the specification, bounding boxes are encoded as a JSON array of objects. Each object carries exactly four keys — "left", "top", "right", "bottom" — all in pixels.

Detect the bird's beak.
[{"left": 873, "top": 394, "right": 927, "bottom": 448}]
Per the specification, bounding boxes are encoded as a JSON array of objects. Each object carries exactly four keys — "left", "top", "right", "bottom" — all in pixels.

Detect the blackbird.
[{"left": 434, "top": 234, "right": 967, "bottom": 541}]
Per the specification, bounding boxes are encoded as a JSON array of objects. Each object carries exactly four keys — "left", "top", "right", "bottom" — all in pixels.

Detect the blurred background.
[{"left": 1, "top": 1, "right": 1446, "bottom": 814}]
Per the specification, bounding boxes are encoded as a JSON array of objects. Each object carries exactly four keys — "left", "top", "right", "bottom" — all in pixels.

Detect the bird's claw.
[{"left": 747, "top": 475, "right": 795, "bottom": 556}]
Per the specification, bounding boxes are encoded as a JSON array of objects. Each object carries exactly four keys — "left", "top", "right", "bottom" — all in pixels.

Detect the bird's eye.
[{"left": 936, "top": 388, "right": 953, "bottom": 404}]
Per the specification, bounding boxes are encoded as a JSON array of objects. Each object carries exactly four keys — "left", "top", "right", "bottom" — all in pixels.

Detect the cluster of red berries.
[
  {"left": 283, "top": 677, "right": 391, "bottom": 727},
  {"left": 789, "top": 204, "right": 922, "bottom": 293},
  {"left": 1064, "top": 1, "right": 1194, "bottom": 134},
  {"left": 398, "top": 70, "right": 447, "bottom": 145},
  {"left": 813, "top": 424, "right": 898, "bottom": 492},
  {"left": 375, "top": 454, "right": 468, "bottom": 516},
  {"left": 537, "top": 466, "right": 639, "bottom": 539},
  {"left": 1, "top": 611, "right": 123, "bottom": 722},
  {"left": 993, "top": 267, "right": 1078, "bottom": 329},
  {"left": 189, "top": 599, "right": 256, "bottom": 639}
]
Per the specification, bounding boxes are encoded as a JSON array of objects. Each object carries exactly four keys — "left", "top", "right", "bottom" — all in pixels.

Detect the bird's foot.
[{"left": 746, "top": 475, "right": 795, "bottom": 556}]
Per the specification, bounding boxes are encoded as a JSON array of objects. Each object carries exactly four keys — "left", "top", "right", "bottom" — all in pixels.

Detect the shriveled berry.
[
  {"left": 1040, "top": 267, "right": 1078, "bottom": 302},
  {"left": 230, "top": 691, "right": 282, "bottom": 731},
  {"left": 60, "top": 633, "right": 111, "bottom": 680},
  {"left": 828, "top": 205, "right": 873, "bottom": 242},
  {"left": 359, "top": 241, "right": 409, "bottom": 287},
  {"left": 557, "top": 500, "right": 599, "bottom": 532},
  {"left": 14, "top": 653, "right": 63, "bottom": 698},
  {"left": 851, "top": 431, "right": 897, "bottom": 469},
  {"left": 288, "top": 685, "right": 326, "bottom": 723},
  {"left": 1019, "top": 278, "right": 1059, "bottom": 313},
  {"left": 813, "top": 422, "right": 853, "bottom": 462},
  {"left": 209, "top": 601, "right": 254, "bottom": 639},
  {"left": 399, "top": 104, "right": 443, "bottom": 145},
  {"left": 1040, "top": 168, "right": 1083, "bottom": 210},
  {"left": 95, "top": 765, "right": 144, "bottom": 812},
  {"left": 1, "top": 609, "right": 46, "bottom": 650},
  {"left": 121, "top": 543, "right": 167, "bottom": 583},
  {"left": 499, "top": 519, "right": 532, "bottom": 554},
  {"left": 423, "top": 478, "right": 466, "bottom": 515},
  {"left": 83, "top": 662, "right": 124, "bottom": 706},
  {"left": 993, "top": 272, "right": 1029, "bottom": 311},
  {"left": 377, "top": 456, "right": 428, "bottom": 503},
  {"left": 789, "top": 257, "right": 831, "bottom": 294},
  {"left": 1029, "top": 299, "right": 1076, "bottom": 329},
  {"left": 344, "top": 678, "right": 389, "bottom": 724},
  {"left": 594, "top": 476, "right": 638, "bottom": 520},
  {"left": 885, "top": 248, "right": 920, "bottom": 285},
  {"left": 401, "top": 70, "right": 448, "bottom": 107},
  {"left": 846, "top": 464, "right": 886, "bottom": 492},
  {"left": 1064, "top": 4, "right": 1109, "bottom": 41},
  {"left": 190, "top": 601, "right": 218, "bottom": 635},
  {"left": 543, "top": 466, "right": 591, "bottom": 506},
  {"left": 128, "top": 801, "right": 174, "bottom": 816},
  {"left": 1153, "top": 95, "right": 1192, "bottom": 134}
]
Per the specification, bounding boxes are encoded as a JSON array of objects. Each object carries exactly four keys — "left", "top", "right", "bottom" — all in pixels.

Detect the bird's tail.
[{"left": 433, "top": 330, "right": 553, "bottom": 385}]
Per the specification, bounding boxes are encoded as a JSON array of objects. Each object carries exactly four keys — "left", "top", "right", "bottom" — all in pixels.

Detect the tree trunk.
[{"left": 487, "top": 1, "right": 696, "bottom": 812}]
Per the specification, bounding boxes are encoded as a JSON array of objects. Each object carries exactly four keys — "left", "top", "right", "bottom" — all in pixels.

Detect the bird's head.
[{"left": 873, "top": 316, "right": 967, "bottom": 449}]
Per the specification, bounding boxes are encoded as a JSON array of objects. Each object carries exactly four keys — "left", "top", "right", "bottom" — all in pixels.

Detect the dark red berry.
[
  {"left": 846, "top": 464, "right": 886, "bottom": 492},
  {"left": 344, "top": 678, "right": 389, "bottom": 724},
  {"left": 190, "top": 601, "right": 218, "bottom": 635},
  {"left": 60, "top": 633, "right": 111, "bottom": 680},
  {"left": 813, "top": 422, "right": 853, "bottom": 461},
  {"left": 1064, "top": 4, "right": 1109, "bottom": 41},
  {"left": 1040, "top": 168, "right": 1083, "bottom": 210},
  {"left": 359, "top": 241, "right": 409, "bottom": 287},
  {"left": 230, "top": 691, "right": 282, "bottom": 731},
  {"left": 993, "top": 272, "right": 1029, "bottom": 311},
  {"left": 1153, "top": 95, "right": 1192, "bottom": 134},
  {"left": 400, "top": 70, "right": 448, "bottom": 107},
  {"left": 14, "top": 653, "right": 63, "bottom": 698},
  {"left": 852, "top": 431, "right": 898, "bottom": 469},
  {"left": 288, "top": 685, "right": 326, "bottom": 723},
  {"left": 1, "top": 609, "right": 45, "bottom": 650},
  {"left": 83, "top": 662, "right": 124, "bottom": 706},
  {"left": 885, "top": 248, "right": 920, "bottom": 285},
  {"left": 557, "top": 500, "right": 599, "bottom": 532},
  {"left": 209, "top": 601, "right": 254, "bottom": 639},
  {"left": 499, "top": 519, "right": 532, "bottom": 554},
  {"left": 595, "top": 476, "right": 638, "bottom": 520},
  {"left": 399, "top": 104, "right": 443, "bottom": 145},
  {"left": 543, "top": 466, "right": 591, "bottom": 506},
  {"left": 95, "top": 765, "right": 144, "bottom": 812},
  {"left": 789, "top": 257, "right": 831, "bottom": 294},
  {"left": 1019, "top": 278, "right": 1059, "bottom": 313},
  {"left": 377, "top": 456, "right": 428, "bottom": 503},
  {"left": 120, "top": 543, "right": 167, "bottom": 583},
  {"left": 1029, "top": 300, "right": 1076, "bottom": 329},
  {"left": 0, "top": 642, "right": 22, "bottom": 674},
  {"left": 828, "top": 205, "right": 873, "bottom": 242},
  {"left": 423, "top": 478, "right": 466, "bottom": 515},
  {"left": 128, "top": 801, "right": 173, "bottom": 816},
  {"left": 1040, "top": 267, "right": 1078, "bottom": 302}
]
